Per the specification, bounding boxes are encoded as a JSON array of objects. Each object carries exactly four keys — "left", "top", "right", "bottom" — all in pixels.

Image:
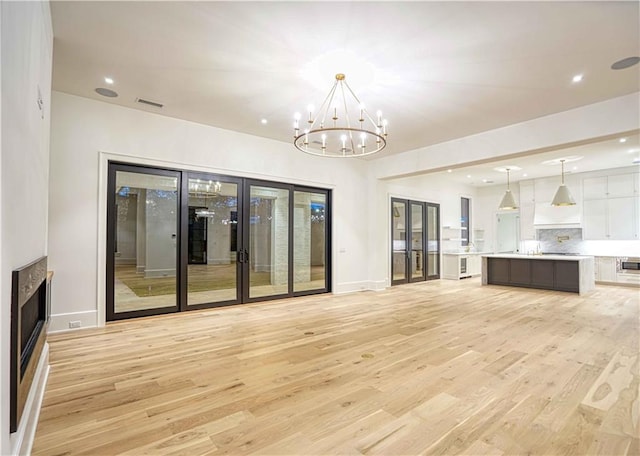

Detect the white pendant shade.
[
  {"left": 499, "top": 189, "right": 518, "bottom": 210},
  {"left": 498, "top": 168, "right": 518, "bottom": 210},
  {"left": 551, "top": 184, "right": 576, "bottom": 206},
  {"left": 551, "top": 159, "right": 576, "bottom": 206}
]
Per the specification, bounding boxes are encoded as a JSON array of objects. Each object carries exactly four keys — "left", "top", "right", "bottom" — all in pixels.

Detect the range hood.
[{"left": 533, "top": 202, "right": 581, "bottom": 229}]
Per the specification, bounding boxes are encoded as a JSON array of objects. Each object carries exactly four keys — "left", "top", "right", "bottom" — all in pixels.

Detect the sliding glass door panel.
[
  {"left": 108, "top": 163, "right": 331, "bottom": 320},
  {"left": 186, "top": 177, "right": 240, "bottom": 306},
  {"left": 108, "top": 166, "right": 180, "bottom": 318},
  {"left": 247, "top": 184, "right": 290, "bottom": 299},
  {"left": 293, "top": 191, "right": 328, "bottom": 293}
]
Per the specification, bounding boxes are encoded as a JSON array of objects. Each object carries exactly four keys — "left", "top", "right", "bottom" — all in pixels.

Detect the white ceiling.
[{"left": 51, "top": 1, "right": 639, "bottom": 172}]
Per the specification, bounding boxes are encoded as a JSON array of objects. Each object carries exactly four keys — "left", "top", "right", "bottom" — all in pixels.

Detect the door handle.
[{"left": 237, "top": 249, "right": 249, "bottom": 263}]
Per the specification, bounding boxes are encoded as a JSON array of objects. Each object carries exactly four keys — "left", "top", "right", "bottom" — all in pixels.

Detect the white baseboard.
[
  {"left": 332, "top": 281, "right": 371, "bottom": 294},
  {"left": 48, "top": 310, "right": 97, "bottom": 333},
  {"left": 10, "top": 343, "right": 49, "bottom": 456},
  {"left": 368, "top": 280, "right": 388, "bottom": 291}
]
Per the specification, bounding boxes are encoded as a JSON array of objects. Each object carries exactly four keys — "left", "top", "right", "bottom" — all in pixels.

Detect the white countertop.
[
  {"left": 443, "top": 251, "right": 492, "bottom": 256},
  {"left": 482, "top": 253, "right": 594, "bottom": 261}
]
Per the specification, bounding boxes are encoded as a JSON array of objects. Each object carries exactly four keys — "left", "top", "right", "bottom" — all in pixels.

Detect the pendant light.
[
  {"left": 498, "top": 168, "right": 518, "bottom": 210},
  {"left": 551, "top": 159, "right": 576, "bottom": 206}
]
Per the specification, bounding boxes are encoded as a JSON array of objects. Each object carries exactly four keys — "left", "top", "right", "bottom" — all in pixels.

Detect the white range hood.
[{"left": 533, "top": 202, "right": 582, "bottom": 229}]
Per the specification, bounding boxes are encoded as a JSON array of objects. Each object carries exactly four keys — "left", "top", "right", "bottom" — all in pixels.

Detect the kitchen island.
[{"left": 482, "top": 254, "right": 595, "bottom": 294}]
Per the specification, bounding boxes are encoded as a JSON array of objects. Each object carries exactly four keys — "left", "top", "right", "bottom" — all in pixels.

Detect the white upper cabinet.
[
  {"left": 583, "top": 176, "right": 608, "bottom": 200},
  {"left": 583, "top": 173, "right": 639, "bottom": 199},
  {"left": 582, "top": 199, "right": 608, "bottom": 239},
  {"left": 607, "top": 173, "right": 637, "bottom": 197},
  {"left": 607, "top": 197, "right": 638, "bottom": 240},
  {"left": 582, "top": 172, "right": 639, "bottom": 240}
]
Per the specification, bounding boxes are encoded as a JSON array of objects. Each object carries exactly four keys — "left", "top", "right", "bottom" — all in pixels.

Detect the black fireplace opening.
[
  {"left": 19, "top": 281, "right": 46, "bottom": 377},
  {"left": 11, "top": 256, "right": 48, "bottom": 433}
]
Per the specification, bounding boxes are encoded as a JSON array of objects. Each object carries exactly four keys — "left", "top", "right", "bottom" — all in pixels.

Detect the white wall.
[
  {"left": 48, "top": 91, "right": 371, "bottom": 330},
  {"left": 1, "top": 1, "right": 53, "bottom": 454}
]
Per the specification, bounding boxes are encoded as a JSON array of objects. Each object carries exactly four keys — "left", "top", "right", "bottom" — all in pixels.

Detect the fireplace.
[{"left": 10, "top": 256, "right": 48, "bottom": 433}]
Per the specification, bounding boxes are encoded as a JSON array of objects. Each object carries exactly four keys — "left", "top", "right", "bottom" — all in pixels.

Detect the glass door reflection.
[
  {"left": 186, "top": 177, "right": 240, "bottom": 306},
  {"left": 247, "top": 183, "right": 290, "bottom": 299},
  {"left": 293, "top": 190, "right": 328, "bottom": 293},
  {"left": 109, "top": 167, "right": 180, "bottom": 318}
]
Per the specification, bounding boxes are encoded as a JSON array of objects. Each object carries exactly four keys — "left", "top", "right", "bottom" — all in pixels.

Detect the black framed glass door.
[
  {"left": 391, "top": 198, "right": 439, "bottom": 286},
  {"left": 426, "top": 202, "right": 440, "bottom": 279},
  {"left": 107, "top": 162, "right": 331, "bottom": 321},
  {"left": 184, "top": 174, "right": 243, "bottom": 309},
  {"left": 293, "top": 188, "right": 329, "bottom": 293},
  {"left": 244, "top": 181, "right": 291, "bottom": 301},
  {"left": 107, "top": 164, "right": 181, "bottom": 320}
]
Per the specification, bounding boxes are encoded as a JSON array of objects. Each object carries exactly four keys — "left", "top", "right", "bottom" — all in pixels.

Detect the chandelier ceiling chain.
[{"left": 293, "top": 73, "right": 387, "bottom": 157}]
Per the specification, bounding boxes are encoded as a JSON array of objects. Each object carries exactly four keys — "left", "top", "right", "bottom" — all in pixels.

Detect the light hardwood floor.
[{"left": 33, "top": 279, "right": 639, "bottom": 455}]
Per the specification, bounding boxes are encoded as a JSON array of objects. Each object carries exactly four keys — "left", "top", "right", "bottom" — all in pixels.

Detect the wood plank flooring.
[{"left": 33, "top": 279, "right": 639, "bottom": 455}]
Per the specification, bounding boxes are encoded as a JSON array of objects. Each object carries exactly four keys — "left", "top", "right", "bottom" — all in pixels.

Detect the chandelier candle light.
[{"left": 293, "top": 73, "right": 387, "bottom": 157}]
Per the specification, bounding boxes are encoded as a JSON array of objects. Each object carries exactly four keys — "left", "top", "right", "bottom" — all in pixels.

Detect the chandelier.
[{"left": 293, "top": 73, "right": 387, "bottom": 157}]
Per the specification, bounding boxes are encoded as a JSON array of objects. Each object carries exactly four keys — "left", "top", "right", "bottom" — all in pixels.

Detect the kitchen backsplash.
[{"left": 537, "top": 228, "right": 583, "bottom": 253}]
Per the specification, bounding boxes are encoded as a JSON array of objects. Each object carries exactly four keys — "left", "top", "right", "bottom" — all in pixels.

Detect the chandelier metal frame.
[{"left": 293, "top": 73, "right": 387, "bottom": 157}]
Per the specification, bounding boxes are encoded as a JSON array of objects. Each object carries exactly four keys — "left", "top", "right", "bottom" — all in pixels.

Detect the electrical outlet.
[{"left": 69, "top": 320, "right": 81, "bottom": 329}]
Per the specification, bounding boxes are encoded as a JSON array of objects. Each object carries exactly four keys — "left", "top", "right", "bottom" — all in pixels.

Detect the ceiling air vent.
[{"left": 135, "top": 97, "right": 163, "bottom": 109}]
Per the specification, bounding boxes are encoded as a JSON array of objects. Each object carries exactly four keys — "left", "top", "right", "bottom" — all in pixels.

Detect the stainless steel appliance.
[{"left": 617, "top": 257, "right": 640, "bottom": 274}]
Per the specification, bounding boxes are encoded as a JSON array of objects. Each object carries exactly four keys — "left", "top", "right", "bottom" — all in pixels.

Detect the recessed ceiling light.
[
  {"left": 104, "top": 77, "right": 114, "bottom": 85},
  {"left": 573, "top": 166, "right": 578, "bottom": 170},
  {"left": 447, "top": 169, "right": 452, "bottom": 173},
  {"left": 611, "top": 56, "right": 640, "bottom": 70},
  {"left": 95, "top": 87, "right": 118, "bottom": 98},
  {"left": 260, "top": 118, "right": 268, "bottom": 125},
  {"left": 619, "top": 138, "right": 627, "bottom": 143},
  {"left": 572, "top": 74, "right": 583, "bottom": 83},
  {"left": 522, "top": 173, "right": 528, "bottom": 177},
  {"left": 466, "top": 175, "right": 472, "bottom": 178}
]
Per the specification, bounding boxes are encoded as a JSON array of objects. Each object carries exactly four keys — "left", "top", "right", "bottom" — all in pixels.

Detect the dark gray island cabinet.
[{"left": 482, "top": 254, "right": 595, "bottom": 294}]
